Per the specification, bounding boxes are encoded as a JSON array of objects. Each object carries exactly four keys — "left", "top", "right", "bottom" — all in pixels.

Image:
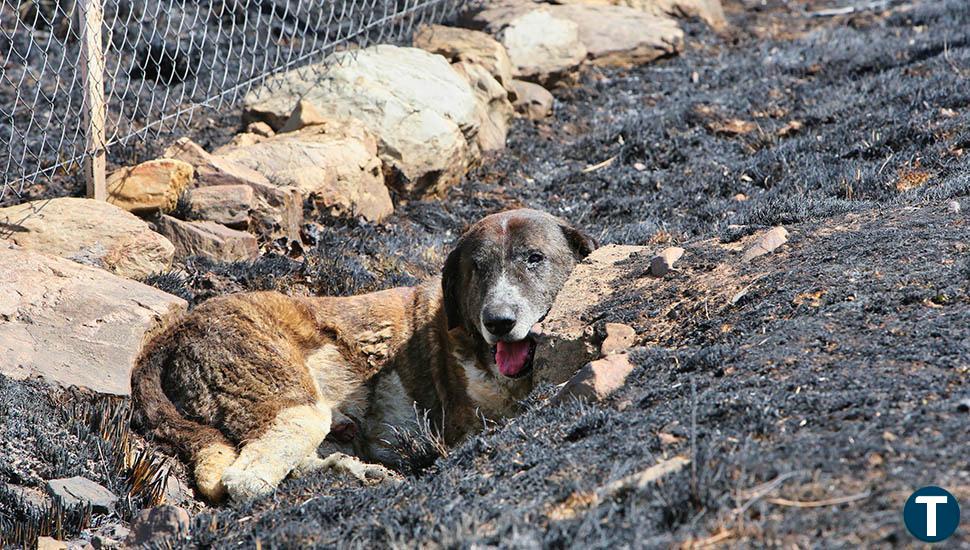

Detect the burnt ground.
[{"left": 2, "top": 0, "right": 970, "bottom": 547}]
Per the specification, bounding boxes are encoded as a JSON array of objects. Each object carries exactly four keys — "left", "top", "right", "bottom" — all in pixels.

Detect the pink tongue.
[{"left": 495, "top": 340, "right": 531, "bottom": 376}]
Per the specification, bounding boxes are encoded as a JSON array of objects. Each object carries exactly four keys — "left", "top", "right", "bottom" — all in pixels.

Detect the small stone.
[
  {"left": 186, "top": 185, "right": 254, "bottom": 228},
  {"left": 601, "top": 323, "right": 636, "bottom": 355},
  {"left": 155, "top": 215, "right": 259, "bottom": 262},
  {"left": 554, "top": 353, "right": 635, "bottom": 403},
  {"left": 510, "top": 79, "right": 553, "bottom": 120},
  {"left": 47, "top": 477, "right": 118, "bottom": 513},
  {"left": 742, "top": 226, "right": 789, "bottom": 262},
  {"left": 37, "top": 537, "right": 68, "bottom": 550},
  {"left": 734, "top": 193, "right": 747, "bottom": 201},
  {"left": 106, "top": 159, "right": 194, "bottom": 214},
  {"left": 279, "top": 99, "right": 329, "bottom": 134},
  {"left": 246, "top": 121, "right": 275, "bottom": 137},
  {"left": 126, "top": 505, "right": 191, "bottom": 546},
  {"left": 948, "top": 200, "right": 961, "bottom": 213},
  {"left": 649, "top": 246, "right": 685, "bottom": 277},
  {"left": 633, "top": 162, "right": 647, "bottom": 171}
]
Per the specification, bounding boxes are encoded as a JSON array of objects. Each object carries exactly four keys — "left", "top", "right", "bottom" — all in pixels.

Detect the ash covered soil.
[{"left": 3, "top": 0, "right": 970, "bottom": 547}]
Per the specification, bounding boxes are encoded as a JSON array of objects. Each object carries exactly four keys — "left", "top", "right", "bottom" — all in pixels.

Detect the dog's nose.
[{"left": 483, "top": 308, "right": 517, "bottom": 336}]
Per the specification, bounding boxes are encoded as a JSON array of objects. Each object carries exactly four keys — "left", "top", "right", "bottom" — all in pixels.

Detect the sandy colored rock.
[
  {"left": 216, "top": 132, "right": 268, "bottom": 152},
  {"left": 551, "top": 4, "right": 683, "bottom": 67},
  {"left": 0, "top": 247, "right": 187, "bottom": 395},
  {"left": 601, "top": 322, "right": 636, "bottom": 355},
  {"left": 510, "top": 79, "right": 554, "bottom": 119},
  {"left": 554, "top": 353, "right": 635, "bottom": 403},
  {"left": 36, "top": 537, "right": 67, "bottom": 550},
  {"left": 742, "top": 226, "right": 788, "bottom": 262},
  {"left": 155, "top": 215, "right": 259, "bottom": 262},
  {"left": 498, "top": 9, "right": 587, "bottom": 85},
  {"left": 163, "top": 138, "right": 302, "bottom": 240},
  {"left": 219, "top": 120, "right": 392, "bottom": 222},
  {"left": 186, "top": 185, "right": 254, "bottom": 228},
  {"left": 279, "top": 99, "right": 330, "bottom": 134},
  {"left": 246, "top": 121, "right": 275, "bottom": 137},
  {"left": 413, "top": 24, "right": 515, "bottom": 88},
  {"left": 106, "top": 158, "right": 194, "bottom": 214},
  {"left": 452, "top": 61, "right": 514, "bottom": 152},
  {"left": 553, "top": 0, "right": 727, "bottom": 30},
  {"left": 243, "top": 45, "right": 480, "bottom": 198},
  {"left": 534, "top": 244, "right": 647, "bottom": 384},
  {"left": 649, "top": 246, "right": 684, "bottom": 277},
  {"left": 0, "top": 197, "right": 175, "bottom": 280}
]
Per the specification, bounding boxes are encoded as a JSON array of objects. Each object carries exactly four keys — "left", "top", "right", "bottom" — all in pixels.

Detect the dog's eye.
[{"left": 527, "top": 252, "right": 545, "bottom": 264}]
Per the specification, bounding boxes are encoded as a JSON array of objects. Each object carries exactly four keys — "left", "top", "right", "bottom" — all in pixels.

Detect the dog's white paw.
[
  {"left": 221, "top": 466, "right": 276, "bottom": 502},
  {"left": 321, "top": 452, "right": 404, "bottom": 485}
]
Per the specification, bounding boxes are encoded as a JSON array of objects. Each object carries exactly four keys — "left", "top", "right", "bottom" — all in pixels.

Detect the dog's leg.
[
  {"left": 220, "top": 403, "right": 331, "bottom": 502},
  {"left": 194, "top": 442, "right": 238, "bottom": 502},
  {"left": 291, "top": 452, "right": 402, "bottom": 485}
]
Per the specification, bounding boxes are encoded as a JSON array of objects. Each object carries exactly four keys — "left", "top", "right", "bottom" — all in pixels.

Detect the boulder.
[
  {"left": 47, "top": 477, "right": 117, "bottom": 513},
  {"left": 155, "top": 215, "right": 259, "bottom": 263},
  {"left": 106, "top": 159, "right": 194, "bottom": 214},
  {"left": 0, "top": 247, "right": 186, "bottom": 395},
  {"left": 534, "top": 244, "right": 646, "bottom": 384},
  {"left": 126, "top": 505, "right": 191, "bottom": 546},
  {"left": 163, "top": 138, "right": 302, "bottom": 240},
  {"left": 494, "top": 9, "right": 587, "bottom": 85},
  {"left": 185, "top": 185, "right": 254, "bottom": 228},
  {"left": 550, "top": 0, "right": 727, "bottom": 30},
  {"left": 550, "top": 4, "right": 683, "bottom": 67},
  {"left": 510, "top": 80, "right": 554, "bottom": 119},
  {"left": 0, "top": 197, "right": 175, "bottom": 280},
  {"left": 452, "top": 61, "right": 515, "bottom": 152},
  {"left": 243, "top": 45, "right": 480, "bottom": 198},
  {"left": 413, "top": 24, "right": 516, "bottom": 88},
  {"left": 218, "top": 120, "right": 393, "bottom": 222}
]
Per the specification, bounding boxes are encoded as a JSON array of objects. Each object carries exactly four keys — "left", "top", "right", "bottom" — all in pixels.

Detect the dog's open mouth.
[{"left": 493, "top": 339, "right": 536, "bottom": 378}]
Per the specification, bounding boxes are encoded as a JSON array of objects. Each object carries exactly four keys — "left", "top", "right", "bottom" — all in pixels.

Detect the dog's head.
[{"left": 442, "top": 209, "right": 597, "bottom": 378}]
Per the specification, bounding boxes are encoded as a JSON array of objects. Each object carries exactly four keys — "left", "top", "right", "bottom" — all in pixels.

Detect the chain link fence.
[{"left": 0, "top": 0, "right": 471, "bottom": 205}]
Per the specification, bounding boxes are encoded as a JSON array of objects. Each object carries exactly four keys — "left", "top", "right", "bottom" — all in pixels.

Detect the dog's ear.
[
  {"left": 559, "top": 220, "right": 598, "bottom": 260},
  {"left": 441, "top": 241, "right": 464, "bottom": 330}
]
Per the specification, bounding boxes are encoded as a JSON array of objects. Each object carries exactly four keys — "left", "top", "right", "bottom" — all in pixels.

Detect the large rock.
[
  {"left": 0, "top": 247, "right": 187, "bottom": 395},
  {"left": 452, "top": 61, "right": 515, "bottom": 152},
  {"left": 550, "top": 0, "right": 727, "bottom": 30},
  {"left": 155, "top": 215, "right": 259, "bottom": 263},
  {"left": 163, "top": 138, "right": 302, "bottom": 240},
  {"left": 185, "top": 185, "right": 254, "bottom": 228},
  {"left": 534, "top": 244, "right": 646, "bottom": 384},
  {"left": 218, "top": 119, "right": 393, "bottom": 222},
  {"left": 413, "top": 24, "right": 516, "bottom": 88},
  {"left": 0, "top": 197, "right": 175, "bottom": 280},
  {"left": 106, "top": 159, "right": 194, "bottom": 214},
  {"left": 551, "top": 4, "right": 683, "bottom": 67},
  {"left": 478, "top": 7, "right": 587, "bottom": 85},
  {"left": 243, "top": 45, "right": 481, "bottom": 198}
]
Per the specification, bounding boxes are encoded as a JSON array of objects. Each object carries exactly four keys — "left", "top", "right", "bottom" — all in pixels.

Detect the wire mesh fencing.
[{"left": 0, "top": 0, "right": 471, "bottom": 205}]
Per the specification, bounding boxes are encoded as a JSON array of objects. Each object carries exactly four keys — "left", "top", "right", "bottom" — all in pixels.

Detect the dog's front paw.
[
  {"left": 322, "top": 452, "right": 404, "bottom": 485},
  {"left": 221, "top": 466, "right": 276, "bottom": 503}
]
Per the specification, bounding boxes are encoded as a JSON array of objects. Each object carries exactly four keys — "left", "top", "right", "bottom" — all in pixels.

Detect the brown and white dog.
[{"left": 131, "top": 209, "right": 595, "bottom": 503}]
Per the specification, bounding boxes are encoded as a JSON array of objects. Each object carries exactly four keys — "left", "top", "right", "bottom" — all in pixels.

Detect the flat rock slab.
[
  {"left": 155, "top": 215, "right": 259, "bottom": 263},
  {"left": 0, "top": 197, "right": 175, "bottom": 280},
  {"left": 243, "top": 45, "right": 480, "bottom": 198},
  {"left": 47, "top": 476, "right": 117, "bottom": 513},
  {"left": 186, "top": 185, "right": 254, "bottom": 228},
  {"left": 0, "top": 247, "right": 186, "bottom": 395},
  {"left": 535, "top": 244, "right": 647, "bottom": 384}
]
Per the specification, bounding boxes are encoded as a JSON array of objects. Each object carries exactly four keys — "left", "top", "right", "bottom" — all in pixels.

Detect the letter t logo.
[{"left": 915, "top": 496, "right": 949, "bottom": 537}]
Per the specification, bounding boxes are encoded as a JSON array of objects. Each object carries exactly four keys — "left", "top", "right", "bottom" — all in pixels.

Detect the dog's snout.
[{"left": 483, "top": 306, "right": 517, "bottom": 336}]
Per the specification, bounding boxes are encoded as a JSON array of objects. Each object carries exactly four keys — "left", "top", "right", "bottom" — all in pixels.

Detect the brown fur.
[{"left": 131, "top": 209, "right": 595, "bottom": 502}]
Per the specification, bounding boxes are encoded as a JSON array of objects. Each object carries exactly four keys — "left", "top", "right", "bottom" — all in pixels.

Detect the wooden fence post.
[{"left": 78, "top": 0, "right": 106, "bottom": 200}]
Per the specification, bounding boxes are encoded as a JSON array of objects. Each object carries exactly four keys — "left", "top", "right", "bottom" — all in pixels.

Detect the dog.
[{"left": 131, "top": 209, "right": 596, "bottom": 503}]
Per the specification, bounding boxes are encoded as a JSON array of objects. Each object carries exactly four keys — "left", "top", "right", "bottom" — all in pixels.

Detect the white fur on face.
[{"left": 478, "top": 273, "right": 544, "bottom": 345}]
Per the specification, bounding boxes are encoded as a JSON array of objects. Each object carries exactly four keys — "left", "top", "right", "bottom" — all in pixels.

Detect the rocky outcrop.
[
  {"left": 106, "top": 159, "right": 194, "bottom": 214},
  {"left": 155, "top": 215, "right": 260, "bottom": 262},
  {"left": 218, "top": 118, "right": 393, "bottom": 222},
  {"left": 0, "top": 247, "right": 186, "bottom": 395},
  {"left": 163, "top": 138, "right": 303, "bottom": 240},
  {"left": 0, "top": 197, "right": 175, "bottom": 280},
  {"left": 243, "top": 45, "right": 480, "bottom": 198}
]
